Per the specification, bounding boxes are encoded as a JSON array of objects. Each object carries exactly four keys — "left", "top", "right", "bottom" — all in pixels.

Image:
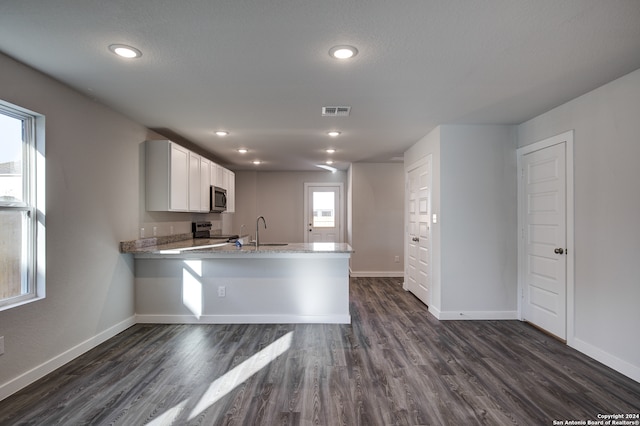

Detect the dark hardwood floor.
[{"left": 1, "top": 277, "right": 638, "bottom": 425}]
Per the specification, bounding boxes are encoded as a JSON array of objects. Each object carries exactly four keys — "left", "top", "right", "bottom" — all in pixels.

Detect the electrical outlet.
[
  {"left": 0, "top": 336, "right": 4, "bottom": 356},
  {"left": 394, "top": 256, "right": 400, "bottom": 263},
  {"left": 218, "top": 286, "right": 226, "bottom": 297}
]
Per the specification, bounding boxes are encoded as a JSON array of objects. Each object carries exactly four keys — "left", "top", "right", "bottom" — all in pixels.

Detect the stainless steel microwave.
[{"left": 210, "top": 186, "right": 227, "bottom": 212}]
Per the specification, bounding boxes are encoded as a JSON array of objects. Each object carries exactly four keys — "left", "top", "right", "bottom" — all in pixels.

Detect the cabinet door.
[
  {"left": 226, "top": 170, "right": 235, "bottom": 213},
  {"left": 210, "top": 162, "right": 218, "bottom": 187},
  {"left": 217, "top": 164, "right": 227, "bottom": 190},
  {"left": 200, "top": 157, "right": 211, "bottom": 212},
  {"left": 188, "top": 152, "right": 201, "bottom": 211},
  {"left": 169, "top": 143, "right": 189, "bottom": 211}
]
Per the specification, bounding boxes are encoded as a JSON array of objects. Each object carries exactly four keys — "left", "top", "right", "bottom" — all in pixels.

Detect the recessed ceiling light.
[
  {"left": 329, "top": 45, "right": 358, "bottom": 59},
  {"left": 215, "top": 131, "right": 229, "bottom": 137},
  {"left": 326, "top": 149, "right": 336, "bottom": 154},
  {"left": 108, "top": 44, "right": 142, "bottom": 59},
  {"left": 237, "top": 148, "right": 248, "bottom": 154},
  {"left": 326, "top": 160, "right": 334, "bottom": 165},
  {"left": 252, "top": 160, "right": 261, "bottom": 165},
  {"left": 327, "top": 131, "right": 341, "bottom": 137}
]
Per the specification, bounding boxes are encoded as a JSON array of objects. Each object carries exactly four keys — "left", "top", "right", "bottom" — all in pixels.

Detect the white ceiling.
[{"left": 1, "top": 1, "right": 639, "bottom": 171}]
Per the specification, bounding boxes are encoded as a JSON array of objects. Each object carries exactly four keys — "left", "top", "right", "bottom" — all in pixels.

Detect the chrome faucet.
[{"left": 256, "top": 216, "right": 267, "bottom": 247}]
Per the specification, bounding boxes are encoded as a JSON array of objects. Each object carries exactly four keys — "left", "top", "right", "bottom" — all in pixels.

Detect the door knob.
[
  {"left": 554, "top": 248, "right": 564, "bottom": 254},
  {"left": 412, "top": 237, "right": 419, "bottom": 242}
]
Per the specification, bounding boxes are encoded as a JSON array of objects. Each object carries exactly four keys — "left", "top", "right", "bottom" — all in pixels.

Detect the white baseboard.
[
  {"left": 571, "top": 337, "right": 640, "bottom": 382},
  {"left": 136, "top": 314, "right": 351, "bottom": 324},
  {"left": 428, "top": 305, "right": 441, "bottom": 319},
  {"left": 435, "top": 310, "right": 519, "bottom": 320},
  {"left": 349, "top": 271, "right": 404, "bottom": 278},
  {"left": 0, "top": 316, "right": 136, "bottom": 402}
]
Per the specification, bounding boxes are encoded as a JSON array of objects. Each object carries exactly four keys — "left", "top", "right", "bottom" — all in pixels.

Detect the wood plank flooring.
[{"left": 1, "top": 277, "right": 638, "bottom": 425}]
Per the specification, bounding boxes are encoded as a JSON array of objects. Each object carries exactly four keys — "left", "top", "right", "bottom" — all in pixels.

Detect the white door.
[
  {"left": 521, "top": 142, "right": 567, "bottom": 339},
  {"left": 406, "top": 157, "right": 431, "bottom": 306},
  {"left": 304, "top": 183, "right": 343, "bottom": 243}
]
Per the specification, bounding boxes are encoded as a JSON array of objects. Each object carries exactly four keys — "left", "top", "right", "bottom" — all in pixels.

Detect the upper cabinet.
[
  {"left": 209, "top": 161, "right": 235, "bottom": 213},
  {"left": 146, "top": 139, "right": 234, "bottom": 213},
  {"left": 188, "top": 151, "right": 202, "bottom": 212},
  {"left": 146, "top": 140, "right": 189, "bottom": 211},
  {"left": 199, "top": 157, "right": 211, "bottom": 212},
  {"left": 226, "top": 169, "right": 235, "bottom": 213}
]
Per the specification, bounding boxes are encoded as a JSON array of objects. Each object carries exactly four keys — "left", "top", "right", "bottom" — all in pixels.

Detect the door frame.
[
  {"left": 517, "top": 130, "right": 574, "bottom": 344},
  {"left": 303, "top": 182, "right": 345, "bottom": 243}
]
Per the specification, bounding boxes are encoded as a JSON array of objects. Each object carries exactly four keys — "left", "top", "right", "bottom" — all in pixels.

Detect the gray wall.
[
  {"left": 234, "top": 167, "right": 405, "bottom": 277},
  {"left": 439, "top": 125, "right": 517, "bottom": 315},
  {"left": 517, "top": 68, "right": 640, "bottom": 380},
  {"left": 405, "top": 125, "right": 517, "bottom": 318},
  {"left": 233, "top": 170, "right": 347, "bottom": 243},
  {"left": 349, "top": 163, "right": 404, "bottom": 276},
  {"left": 0, "top": 53, "right": 141, "bottom": 396}
]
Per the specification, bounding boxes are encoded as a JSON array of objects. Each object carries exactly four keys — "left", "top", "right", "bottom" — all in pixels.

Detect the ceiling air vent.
[{"left": 322, "top": 106, "right": 351, "bottom": 117}]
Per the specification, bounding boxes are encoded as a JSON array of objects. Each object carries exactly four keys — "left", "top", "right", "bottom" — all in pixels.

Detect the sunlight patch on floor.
[
  {"left": 188, "top": 331, "right": 293, "bottom": 419},
  {"left": 147, "top": 331, "right": 293, "bottom": 425}
]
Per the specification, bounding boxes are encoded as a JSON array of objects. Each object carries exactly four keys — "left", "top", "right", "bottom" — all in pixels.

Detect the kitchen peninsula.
[{"left": 121, "top": 238, "right": 353, "bottom": 324}]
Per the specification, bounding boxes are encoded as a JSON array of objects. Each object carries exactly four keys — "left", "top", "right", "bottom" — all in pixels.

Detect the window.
[
  {"left": 312, "top": 192, "right": 335, "bottom": 228},
  {"left": 0, "top": 101, "right": 44, "bottom": 310}
]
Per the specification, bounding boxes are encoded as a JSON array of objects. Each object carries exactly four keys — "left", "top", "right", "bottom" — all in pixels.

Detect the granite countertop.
[{"left": 120, "top": 236, "right": 353, "bottom": 256}]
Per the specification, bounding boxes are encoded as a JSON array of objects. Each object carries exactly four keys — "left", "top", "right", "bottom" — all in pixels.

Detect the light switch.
[{"left": 432, "top": 214, "right": 438, "bottom": 224}]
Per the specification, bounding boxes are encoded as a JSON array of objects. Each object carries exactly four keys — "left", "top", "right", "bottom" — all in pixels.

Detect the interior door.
[
  {"left": 304, "top": 184, "right": 343, "bottom": 243},
  {"left": 406, "top": 158, "right": 431, "bottom": 306},
  {"left": 521, "top": 142, "right": 567, "bottom": 339}
]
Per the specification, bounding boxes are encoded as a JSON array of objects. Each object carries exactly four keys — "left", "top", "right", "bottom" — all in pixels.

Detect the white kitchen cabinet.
[
  {"left": 210, "top": 161, "right": 219, "bottom": 187},
  {"left": 209, "top": 162, "right": 234, "bottom": 212},
  {"left": 146, "top": 139, "right": 233, "bottom": 213},
  {"left": 146, "top": 140, "right": 190, "bottom": 211},
  {"left": 188, "top": 151, "right": 201, "bottom": 212},
  {"left": 226, "top": 169, "right": 235, "bottom": 213},
  {"left": 216, "top": 163, "right": 227, "bottom": 190},
  {"left": 199, "top": 157, "right": 211, "bottom": 212}
]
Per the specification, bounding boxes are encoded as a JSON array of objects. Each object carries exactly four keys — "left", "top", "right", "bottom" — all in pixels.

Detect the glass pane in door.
[{"left": 312, "top": 191, "right": 334, "bottom": 227}]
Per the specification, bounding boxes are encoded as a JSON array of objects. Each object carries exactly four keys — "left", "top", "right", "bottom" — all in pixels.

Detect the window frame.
[{"left": 0, "top": 100, "right": 45, "bottom": 311}]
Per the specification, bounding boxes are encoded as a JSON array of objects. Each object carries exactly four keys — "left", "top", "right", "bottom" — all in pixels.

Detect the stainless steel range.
[{"left": 192, "top": 221, "right": 238, "bottom": 241}]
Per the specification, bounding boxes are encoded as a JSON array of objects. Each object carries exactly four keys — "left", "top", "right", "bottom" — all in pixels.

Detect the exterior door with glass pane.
[{"left": 304, "top": 184, "right": 343, "bottom": 243}]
